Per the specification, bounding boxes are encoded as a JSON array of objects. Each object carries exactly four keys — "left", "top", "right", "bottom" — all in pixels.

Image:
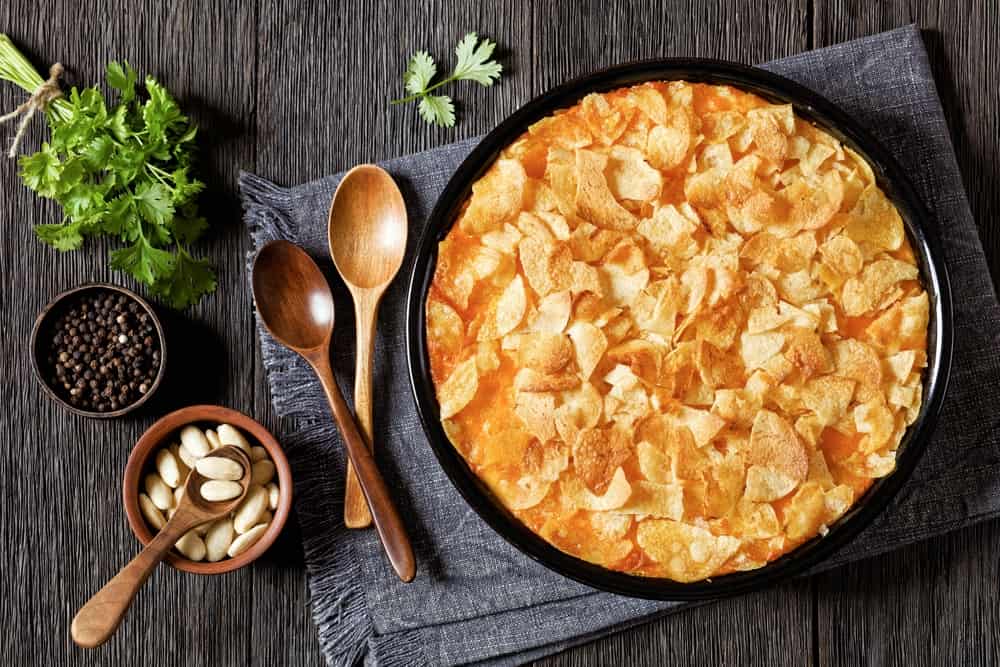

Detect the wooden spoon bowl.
[{"left": 123, "top": 405, "right": 293, "bottom": 574}]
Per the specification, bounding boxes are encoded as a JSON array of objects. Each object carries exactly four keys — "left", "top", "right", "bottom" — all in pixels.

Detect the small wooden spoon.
[
  {"left": 251, "top": 240, "right": 415, "bottom": 582},
  {"left": 328, "top": 164, "right": 408, "bottom": 529},
  {"left": 71, "top": 446, "right": 252, "bottom": 648}
]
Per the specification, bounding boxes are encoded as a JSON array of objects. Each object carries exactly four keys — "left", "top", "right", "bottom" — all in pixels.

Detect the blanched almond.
[
  {"left": 175, "top": 530, "right": 207, "bottom": 561},
  {"left": 180, "top": 425, "right": 211, "bottom": 457},
  {"left": 233, "top": 485, "right": 268, "bottom": 533},
  {"left": 217, "top": 424, "right": 251, "bottom": 453},
  {"left": 227, "top": 524, "right": 267, "bottom": 557},
  {"left": 195, "top": 456, "right": 244, "bottom": 481},
  {"left": 266, "top": 482, "right": 279, "bottom": 511},
  {"left": 138, "top": 493, "right": 165, "bottom": 530},
  {"left": 250, "top": 446, "right": 268, "bottom": 462},
  {"left": 144, "top": 473, "right": 173, "bottom": 511},
  {"left": 169, "top": 443, "right": 191, "bottom": 480},
  {"left": 155, "top": 449, "right": 182, "bottom": 488},
  {"left": 251, "top": 460, "right": 275, "bottom": 486},
  {"left": 200, "top": 480, "right": 243, "bottom": 501},
  {"left": 204, "top": 518, "right": 235, "bottom": 562},
  {"left": 205, "top": 429, "right": 222, "bottom": 449},
  {"left": 176, "top": 443, "right": 199, "bottom": 468}
]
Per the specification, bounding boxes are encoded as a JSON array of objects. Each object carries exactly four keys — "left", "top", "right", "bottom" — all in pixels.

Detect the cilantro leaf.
[
  {"left": 451, "top": 33, "right": 502, "bottom": 86},
  {"left": 109, "top": 236, "right": 175, "bottom": 286},
  {"left": 154, "top": 248, "right": 216, "bottom": 309},
  {"left": 35, "top": 222, "right": 85, "bottom": 251},
  {"left": 106, "top": 61, "right": 137, "bottom": 103},
  {"left": 417, "top": 94, "right": 456, "bottom": 127},
  {"left": 393, "top": 32, "right": 502, "bottom": 127},
  {"left": 404, "top": 51, "right": 437, "bottom": 95},
  {"left": 5, "top": 49, "right": 215, "bottom": 308},
  {"left": 133, "top": 181, "right": 174, "bottom": 226}
]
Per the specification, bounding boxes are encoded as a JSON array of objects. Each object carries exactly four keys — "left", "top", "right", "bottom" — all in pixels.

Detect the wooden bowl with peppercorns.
[{"left": 30, "top": 283, "right": 166, "bottom": 418}]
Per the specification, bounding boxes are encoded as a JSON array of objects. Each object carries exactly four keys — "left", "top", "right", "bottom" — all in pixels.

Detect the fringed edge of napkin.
[{"left": 241, "top": 172, "right": 391, "bottom": 666}]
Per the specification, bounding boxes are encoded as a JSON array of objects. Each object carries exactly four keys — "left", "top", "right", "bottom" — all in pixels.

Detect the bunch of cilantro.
[{"left": 4, "top": 48, "right": 215, "bottom": 308}]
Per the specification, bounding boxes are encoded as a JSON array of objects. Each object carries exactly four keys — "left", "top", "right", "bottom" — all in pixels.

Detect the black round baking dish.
[{"left": 405, "top": 59, "right": 953, "bottom": 600}]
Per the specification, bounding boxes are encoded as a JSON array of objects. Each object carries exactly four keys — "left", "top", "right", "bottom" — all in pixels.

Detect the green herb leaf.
[
  {"left": 394, "top": 32, "right": 502, "bottom": 127},
  {"left": 109, "top": 236, "right": 175, "bottom": 286},
  {"left": 404, "top": 51, "right": 437, "bottom": 95},
  {"left": 35, "top": 222, "right": 85, "bottom": 251},
  {"left": 154, "top": 247, "right": 216, "bottom": 309},
  {"left": 451, "top": 33, "right": 502, "bottom": 86},
  {"left": 0, "top": 41, "right": 216, "bottom": 308},
  {"left": 106, "top": 61, "right": 137, "bottom": 103},
  {"left": 417, "top": 94, "right": 456, "bottom": 127}
]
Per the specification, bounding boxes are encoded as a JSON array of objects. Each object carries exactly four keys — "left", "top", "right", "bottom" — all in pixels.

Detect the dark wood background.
[{"left": 2, "top": 1, "right": 997, "bottom": 664}]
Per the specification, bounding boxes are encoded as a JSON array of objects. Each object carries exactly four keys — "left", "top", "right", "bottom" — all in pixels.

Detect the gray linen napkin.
[{"left": 240, "top": 24, "right": 1000, "bottom": 666}]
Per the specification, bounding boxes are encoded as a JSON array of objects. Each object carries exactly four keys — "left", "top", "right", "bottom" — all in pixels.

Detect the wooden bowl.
[
  {"left": 122, "top": 405, "right": 294, "bottom": 574},
  {"left": 29, "top": 283, "right": 167, "bottom": 418}
]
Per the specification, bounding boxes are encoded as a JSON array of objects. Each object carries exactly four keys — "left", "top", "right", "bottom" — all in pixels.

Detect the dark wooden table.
[{"left": 2, "top": 1, "right": 998, "bottom": 664}]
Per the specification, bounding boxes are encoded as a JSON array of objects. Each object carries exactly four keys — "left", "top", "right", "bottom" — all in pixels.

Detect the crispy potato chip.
[
  {"left": 824, "top": 484, "right": 854, "bottom": 523},
  {"left": 426, "top": 298, "right": 465, "bottom": 365},
  {"left": 529, "top": 290, "right": 572, "bottom": 333},
  {"left": 740, "top": 331, "right": 785, "bottom": 369},
  {"left": 632, "top": 278, "right": 682, "bottom": 340},
  {"left": 673, "top": 405, "right": 726, "bottom": 448},
  {"left": 614, "top": 480, "right": 685, "bottom": 520},
  {"left": 636, "top": 440, "right": 672, "bottom": 484},
  {"left": 554, "top": 382, "right": 603, "bottom": 445},
  {"left": 568, "top": 321, "right": 608, "bottom": 379},
  {"left": 438, "top": 357, "right": 479, "bottom": 419},
  {"left": 572, "top": 426, "right": 633, "bottom": 493},
  {"left": 783, "top": 480, "right": 826, "bottom": 541},
  {"left": 461, "top": 159, "right": 527, "bottom": 234},
  {"left": 783, "top": 328, "right": 832, "bottom": 379},
  {"left": 885, "top": 350, "right": 917, "bottom": 382},
  {"left": 801, "top": 375, "right": 856, "bottom": 427},
  {"left": 694, "top": 339, "right": 745, "bottom": 389},
  {"left": 519, "top": 333, "right": 574, "bottom": 374},
  {"left": 636, "top": 520, "right": 741, "bottom": 583},
  {"left": 580, "top": 92, "right": 632, "bottom": 145},
  {"left": 744, "top": 465, "right": 798, "bottom": 502},
  {"left": 481, "top": 223, "right": 523, "bottom": 255},
  {"left": 637, "top": 204, "right": 699, "bottom": 261},
  {"left": 519, "top": 236, "right": 573, "bottom": 297},
  {"left": 516, "top": 391, "right": 558, "bottom": 442},
  {"left": 831, "top": 339, "right": 882, "bottom": 402},
  {"left": 840, "top": 258, "right": 919, "bottom": 316},
  {"left": 606, "top": 146, "right": 663, "bottom": 201},
  {"left": 562, "top": 466, "right": 632, "bottom": 510},
  {"left": 574, "top": 149, "right": 638, "bottom": 230},
  {"left": 515, "top": 367, "right": 580, "bottom": 393},
  {"left": 843, "top": 185, "right": 905, "bottom": 251},
  {"left": 515, "top": 210, "right": 556, "bottom": 242},
  {"left": 748, "top": 409, "right": 808, "bottom": 483},
  {"left": 484, "top": 441, "right": 568, "bottom": 510},
  {"left": 784, "top": 170, "right": 844, "bottom": 231},
  {"left": 854, "top": 396, "right": 894, "bottom": 452},
  {"left": 819, "top": 234, "right": 862, "bottom": 277},
  {"left": 493, "top": 275, "right": 527, "bottom": 338},
  {"left": 647, "top": 124, "right": 691, "bottom": 171}
]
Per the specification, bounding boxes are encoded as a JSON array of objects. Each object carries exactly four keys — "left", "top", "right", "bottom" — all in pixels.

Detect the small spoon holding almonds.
[{"left": 71, "top": 445, "right": 252, "bottom": 648}]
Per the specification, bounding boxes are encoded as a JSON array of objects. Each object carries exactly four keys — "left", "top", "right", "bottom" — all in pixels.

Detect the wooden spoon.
[
  {"left": 328, "top": 164, "right": 408, "bottom": 529},
  {"left": 251, "top": 240, "right": 415, "bottom": 582},
  {"left": 71, "top": 446, "right": 252, "bottom": 648}
]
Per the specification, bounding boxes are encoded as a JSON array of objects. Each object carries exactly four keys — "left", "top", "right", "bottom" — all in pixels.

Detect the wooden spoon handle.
[
  {"left": 310, "top": 353, "right": 416, "bottom": 582},
  {"left": 344, "top": 292, "right": 377, "bottom": 528},
  {"left": 71, "top": 517, "right": 192, "bottom": 648}
]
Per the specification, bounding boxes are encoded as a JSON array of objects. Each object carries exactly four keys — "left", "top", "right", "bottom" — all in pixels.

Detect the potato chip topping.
[{"left": 426, "top": 81, "right": 928, "bottom": 582}]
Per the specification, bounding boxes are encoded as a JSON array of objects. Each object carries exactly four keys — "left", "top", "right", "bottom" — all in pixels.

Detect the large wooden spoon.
[
  {"left": 328, "top": 164, "right": 408, "bottom": 529},
  {"left": 251, "top": 240, "right": 415, "bottom": 582},
  {"left": 71, "top": 446, "right": 252, "bottom": 648}
]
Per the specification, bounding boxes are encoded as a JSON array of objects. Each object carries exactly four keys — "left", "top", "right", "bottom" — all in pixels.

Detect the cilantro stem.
[{"left": 390, "top": 76, "right": 458, "bottom": 105}]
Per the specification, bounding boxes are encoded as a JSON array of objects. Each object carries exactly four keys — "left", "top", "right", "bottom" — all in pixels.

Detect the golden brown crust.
[{"left": 426, "top": 81, "right": 928, "bottom": 583}]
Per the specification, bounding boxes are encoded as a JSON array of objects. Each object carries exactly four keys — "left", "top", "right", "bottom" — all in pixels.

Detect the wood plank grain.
[
  {"left": 0, "top": 0, "right": 321, "bottom": 664},
  {"left": 811, "top": 2, "right": 1000, "bottom": 666}
]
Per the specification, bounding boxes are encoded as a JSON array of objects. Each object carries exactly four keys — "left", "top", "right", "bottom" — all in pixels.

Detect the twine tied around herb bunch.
[{"left": 0, "top": 62, "right": 63, "bottom": 158}]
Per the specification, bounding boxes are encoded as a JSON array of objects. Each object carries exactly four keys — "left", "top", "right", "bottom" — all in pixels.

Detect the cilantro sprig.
[
  {"left": 0, "top": 35, "right": 215, "bottom": 308},
  {"left": 391, "top": 33, "right": 503, "bottom": 127}
]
